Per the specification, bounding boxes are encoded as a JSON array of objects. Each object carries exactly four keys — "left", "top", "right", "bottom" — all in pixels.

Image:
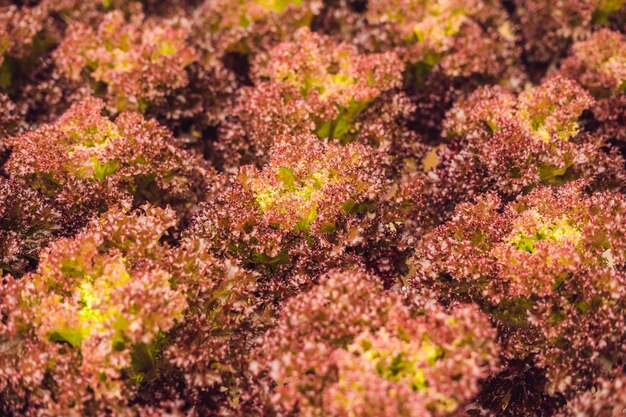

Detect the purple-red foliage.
[
  {"left": 0, "top": 4, "right": 44, "bottom": 66},
  {"left": 1, "top": 1, "right": 625, "bottom": 416},
  {"left": 0, "top": 94, "right": 26, "bottom": 141},
  {"left": 5, "top": 97, "right": 213, "bottom": 221},
  {"left": 559, "top": 28, "right": 625, "bottom": 97},
  {"left": 559, "top": 28, "right": 626, "bottom": 152},
  {"left": 54, "top": 11, "right": 198, "bottom": 113},
  {"left": 252, "top": 269, "right": 500, "bottom": 417},
  {"left": 514, "top": 0, "right": 624, "bottom": 65},
  {"left": 189, "top": 133, "right": 424, "bottom": 288},
  {"left": 558, "top": 373, "right": 626, "bottom": 416},
  {"left": 164, "top": 243, "right": 269, "bottom": 415},
  {"left": 411, "top": 182, "right": 626, "bottom": 394},
  {"left": 192, "top": 0, "right": 323, "bottom": 60},
  {"left": 217, "top": 28, "right": 407, "bottom": 168},
  {"left": 0, "top": 205, "right": 186, "bottom": 416},
  {"left": 425, "top": 75, "right": 624, "bottom": 220},
  {"left": 0, "top": 177, "right": 61, "bottom": 277},
  {"left": 364, "top": 0, "right": 521, "bottom": 81}
]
